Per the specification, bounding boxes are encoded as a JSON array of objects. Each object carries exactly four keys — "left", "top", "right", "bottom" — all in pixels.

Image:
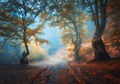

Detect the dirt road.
[{"left": 30, "top": 59, "right": 120, "bottom": 84}]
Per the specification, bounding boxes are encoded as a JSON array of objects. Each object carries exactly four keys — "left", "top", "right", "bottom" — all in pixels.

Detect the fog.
[
  {"left": 0, "top": 41, "right": 21, "bottom": 64},
  {"left": 0, "top": 21, "right": 94, "bottom": 65},
  {"left": 0, "top": 26, "right": 70, "bottom": 64}
]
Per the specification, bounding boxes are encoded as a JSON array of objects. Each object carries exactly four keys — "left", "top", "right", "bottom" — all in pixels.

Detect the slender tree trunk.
[
  {"left": 74, "top": 49, "right": 80, "bottom": 62},
  {"left": 20, "top": 39, "right": 29, "bottom": 64},
  {"left": 20, "top": 24, "right": 29, "bottom": 65},
  {"left": 74, "top": 41, "right": 81, "bottom": 62}
]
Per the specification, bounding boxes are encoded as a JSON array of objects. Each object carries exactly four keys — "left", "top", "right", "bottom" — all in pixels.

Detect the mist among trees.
[{"left": 0, "top": 0, "right": 120, "bottom": 84}]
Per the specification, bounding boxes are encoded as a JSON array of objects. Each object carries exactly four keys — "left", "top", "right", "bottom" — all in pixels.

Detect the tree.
[
  {"left": 40, "top": 1, "right": 87, "bottom": 62},
  {"left": 0, "top": 0, "right": 49, "bottom": 64},
  {"left": 44, "top": 0, "right": 111, "bottom": 61},
  {"left": 81, "top": 0, "right": 111, "bottom": 61}
]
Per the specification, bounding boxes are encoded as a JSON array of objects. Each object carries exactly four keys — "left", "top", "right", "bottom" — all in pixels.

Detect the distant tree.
[
  {"left": 40, "top": 1, "right": 87, "bottom": 62},
  {"left": 0, "top": 0, "right": 49, "bottom": 64}
]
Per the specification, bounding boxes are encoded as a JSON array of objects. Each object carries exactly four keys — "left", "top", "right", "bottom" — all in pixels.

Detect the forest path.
[
  {"left": 30, "top": 59, "right": 120, "bottom": 84},
  {"left": 0, "top": 59, "right": 119, "bottom": 84}
]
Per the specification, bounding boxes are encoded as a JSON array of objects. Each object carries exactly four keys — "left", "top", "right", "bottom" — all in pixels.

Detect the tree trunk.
[
  {"left": 20, "top": 41, "right": 29, "bottom": 65},
  {"left": 92, "top": 37, "right": 110, "bottom": 61},
  {"left": 74, "top": 41, "right": 81, "bottom": 62},
  {"left": 92, "top": 23, "right": 110, "bottom": 61},
  {"left": 74, "top": 49, "right": 80, "bottom": 62},
  {"left": 91, "top": 0, "right": 110, "bottom": 61},
  {"left": 20, "top": 51, "right": 28, "bottom": 64},
  {"left": 20, "top": 23, "right": 29, "bottom": 65}
]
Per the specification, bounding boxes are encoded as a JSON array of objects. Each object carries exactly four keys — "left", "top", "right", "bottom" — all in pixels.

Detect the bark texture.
[
  {"left": 92, "top": 38, "right": 110, "bottom": 61},
  {"left": 88, "top": 0, "right": 111, "bottom": 61},
  {"left": 74, "top": 41, "right": 81, "bottom": 62}
]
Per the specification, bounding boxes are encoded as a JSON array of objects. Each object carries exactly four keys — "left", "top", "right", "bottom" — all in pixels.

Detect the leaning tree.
[{"left": 0, "top": 0, "right": 49, "bottom": 64}]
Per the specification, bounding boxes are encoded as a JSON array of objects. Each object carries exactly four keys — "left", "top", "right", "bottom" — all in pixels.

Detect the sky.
[
  {"left": 29, "top": 17, "right": 64, "bottom": 55},
  {"left": 41, "top": 25, "right": 64, "bottom": 55}
]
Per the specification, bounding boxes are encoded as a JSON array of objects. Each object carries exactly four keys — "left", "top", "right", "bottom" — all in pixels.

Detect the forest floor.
[
  {"left": 0, "top": 59, "right": 120, "bottom": 84},
  {"left": 0, "top": 64, "right": 46, "bottom": 84}
]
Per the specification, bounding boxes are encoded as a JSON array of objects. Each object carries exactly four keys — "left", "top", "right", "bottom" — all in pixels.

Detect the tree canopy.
[{"left": 0, "top": 0, "right": 49, "bottom": 64}]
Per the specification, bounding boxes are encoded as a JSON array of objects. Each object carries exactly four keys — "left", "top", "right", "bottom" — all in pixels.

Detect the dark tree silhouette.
[{"left": 84, "top": 0, "right": 111, "bottom": 61}]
